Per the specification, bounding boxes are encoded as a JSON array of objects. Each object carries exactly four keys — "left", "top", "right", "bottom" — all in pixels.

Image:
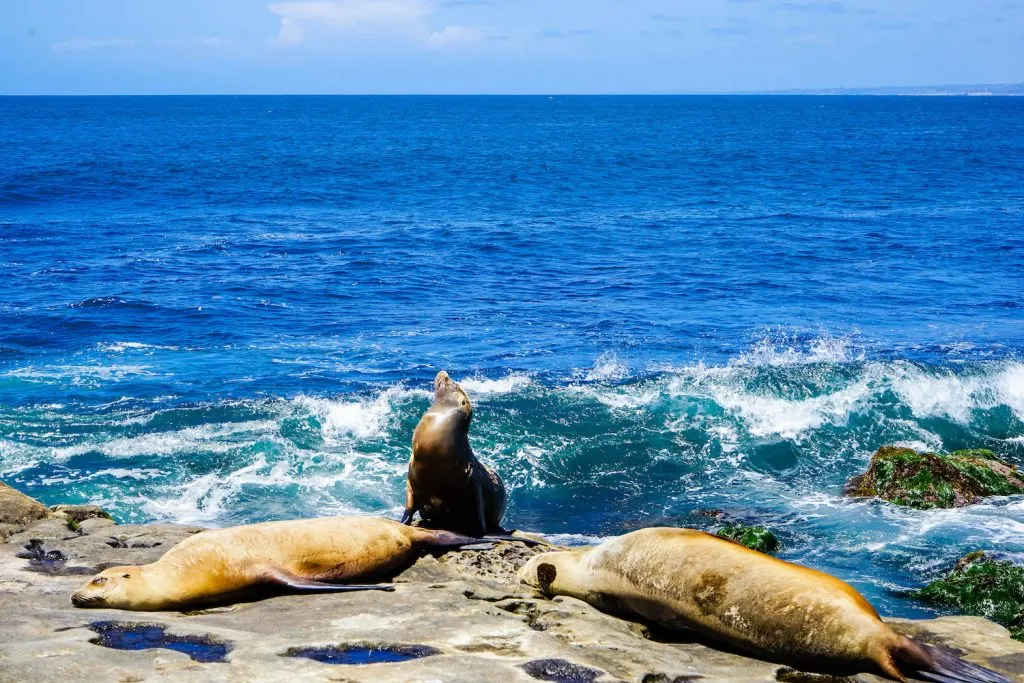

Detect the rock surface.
[
  {"left": 1, "top": 494, "right": 1023, "bottom": 681},
  {"left": 0, "top": 481, "right": 49, "bottom": 533},
  {"left": 845, "top": 446, "right": 1024, "bottom": 509},
  {"left": 916, "top": 551, "right": 1024, "bottom": 642}
]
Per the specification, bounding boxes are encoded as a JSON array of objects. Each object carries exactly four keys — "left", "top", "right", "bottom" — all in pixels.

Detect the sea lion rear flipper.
[
  {"left": 894, "top": 637, "right": 1010, "bottom": 683},
  {"left": 263, "top": 567, "right": 395, "bottom": 593}
]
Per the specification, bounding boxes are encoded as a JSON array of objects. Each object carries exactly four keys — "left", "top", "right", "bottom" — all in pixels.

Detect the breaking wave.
[{"left": 1, "top": 341, "right": 1023, "bottom": 614}]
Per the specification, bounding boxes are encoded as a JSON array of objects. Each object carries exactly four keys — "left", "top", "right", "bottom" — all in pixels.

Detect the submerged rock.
[
  {"left": 689, "top": 510, "right": 783, "bottom": 554},
  {"left": 844, "top": 446, "right": 1024, "bottom": 509},
  {"left": 916, "top": 551, "right": 1024, "bottom": 642},
  {"left": 714, "top": 523, "right": 781, "bottom": 554}
]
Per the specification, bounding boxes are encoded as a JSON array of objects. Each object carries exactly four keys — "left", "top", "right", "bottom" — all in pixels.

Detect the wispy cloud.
[
  {"left": 539, "top": 28, "right": 594, "bottom": 39},
  {"left": 52, "top": 38, "right": 134, "bottom": 53},
  {"left": 428, "top": 24, "right": 485, "bottom": 47},
  {"left": 269, "top": 0, "right": 431, "bottom": 44},
  {"left": 780, "top": 1, "right": 845, "bottom": 13},
  {"left": 268, "top": 0, "right": 488, "bottom": 48}
]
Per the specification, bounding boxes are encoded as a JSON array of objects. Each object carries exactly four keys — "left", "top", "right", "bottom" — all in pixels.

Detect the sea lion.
[
  {"left": 402, "top": 371, "right": 507, "bottom": 536},
  {"left": 519, "top": 528, "right": 1009, "bottom": 683},
  {"left": 71, "top": 516, "right": 524, "bottom": 611}
]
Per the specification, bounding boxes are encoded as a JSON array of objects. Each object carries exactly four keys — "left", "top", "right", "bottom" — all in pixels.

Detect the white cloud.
[
  {"left": 428, "top": 24, "right": 485, "bottom": 47},
  {"left": 52, "top": 38, "right": 135, "bottom": 53},
  {"left": 269, "top": 0, "right": 433, "bottom": 45},
  {"left": 268, "top": 0, "right": 488, "bottom": 48}
]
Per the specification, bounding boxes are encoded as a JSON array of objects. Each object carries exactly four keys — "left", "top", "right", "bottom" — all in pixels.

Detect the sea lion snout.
[
  {"left": 433, "top": 371, "right": 470, "bottom": 409},
  {"left": 71, "top": 591, "right": 103, "bottom": 607},
  {"left": 434, "top": 371, "right": 455, "bottom": 396},
  {"left": 72, "top": 565, "right": 142, "bottom": 609}
]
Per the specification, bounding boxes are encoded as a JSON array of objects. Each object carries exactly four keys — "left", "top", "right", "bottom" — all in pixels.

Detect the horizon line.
[{"left": 2, "top": 92, "right": 1023, "bottom": 98}]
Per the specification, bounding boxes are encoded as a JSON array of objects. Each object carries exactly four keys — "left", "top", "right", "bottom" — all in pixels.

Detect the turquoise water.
[{"left": 1, "top": 95, "right": 1023, "bottom": 617}]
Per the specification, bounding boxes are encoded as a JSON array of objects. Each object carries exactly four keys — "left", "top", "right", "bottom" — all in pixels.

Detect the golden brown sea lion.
[
  {"left": 519, "top": 528, "right": 1009, "bottom": 683},
  {"left": 402, "top": 371, "right": 507, "bottom": 536},
  {"left": 71, "top": 516, "right": 522, "bottom": 611}
]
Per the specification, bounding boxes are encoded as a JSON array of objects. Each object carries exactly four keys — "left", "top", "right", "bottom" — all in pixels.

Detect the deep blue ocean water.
[{"left": 1, "top": 95, "right": 1023, "bottom": 618}]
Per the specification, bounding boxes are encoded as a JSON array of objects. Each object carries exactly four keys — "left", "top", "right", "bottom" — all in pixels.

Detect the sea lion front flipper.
[
  {"left": 482, "top": 534, "right": 548, "bottom": 547},
  {"left": 401, "top": 478, "right": 417, "bottom": 525},
  {"left": 263, "top": 567, "right": 395, "bottom": 593}
]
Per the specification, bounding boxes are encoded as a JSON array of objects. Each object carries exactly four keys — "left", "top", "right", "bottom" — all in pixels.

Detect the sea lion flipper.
[
  {"left": 896, "top": 638, "right": 1010, "bottom": 683},
  {"left": 401, "top": 478, "right": 417, "bottom": 525},
  {"left": 481, "top": 534, "right": 548, "bottom": 547},
  {"left": 263, "top": 567, "right": 395, "bottom": 593}
]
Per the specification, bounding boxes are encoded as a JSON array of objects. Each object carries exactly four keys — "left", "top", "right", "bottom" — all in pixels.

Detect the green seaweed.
[
  {"left": 915, "top": 552, "right": 1024, "bottom": 641},
  {"left": 845, "top": 446, "right": 1024, "bottom": 509},
  {"left": 715, "top": 524, "right": 781, "bottom": 554}
]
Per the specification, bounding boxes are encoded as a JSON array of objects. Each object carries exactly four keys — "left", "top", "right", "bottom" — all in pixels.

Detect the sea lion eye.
[
  {"left": 122, "top": 573, "right": 131, "bottom": 579},
  {"left": 92, "top": 577, "right": 109, "bottom": 586}
]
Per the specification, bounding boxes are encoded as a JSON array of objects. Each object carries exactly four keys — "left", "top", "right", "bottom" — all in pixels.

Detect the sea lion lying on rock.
[
  {"left": 519, "top": 527, "right": 1010, "bottom": 683},
  {"left": 72, "top": 516, "right": 533, "bottom": 611},
  {"left": 402, "top": 371, "right": 508, "bottom": 536}
]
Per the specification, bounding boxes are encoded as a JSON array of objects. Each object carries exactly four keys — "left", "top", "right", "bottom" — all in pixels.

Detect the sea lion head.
[
  {"left": 72, "top": 565, "right": 158, "bottom": 610},
  {"left": 519, "top": 550, "right": 577, "bottom": 596},
  {"left": 432, "top": 371, "right": 472, "bottom": 424}
]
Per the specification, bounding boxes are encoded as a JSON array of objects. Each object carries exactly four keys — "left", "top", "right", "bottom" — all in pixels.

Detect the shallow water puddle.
[
  {"left": 521, "top": 658, "right": 604, "bottom": 683},
  {"left": 282, "top": 643, "right": 441, "bottom": 665},
  {"left": 88, "top": 621, "right": 231, "bottom": 663}
]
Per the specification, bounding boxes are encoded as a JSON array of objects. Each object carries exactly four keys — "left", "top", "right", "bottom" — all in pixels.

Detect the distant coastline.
[{"left": 749, "top": 82, "right": 1024, "bottom": 96}]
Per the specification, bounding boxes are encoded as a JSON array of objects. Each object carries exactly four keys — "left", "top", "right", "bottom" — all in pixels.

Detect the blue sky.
[{"left": 1, "top": 0, "right": 1021, "bottom": 94}]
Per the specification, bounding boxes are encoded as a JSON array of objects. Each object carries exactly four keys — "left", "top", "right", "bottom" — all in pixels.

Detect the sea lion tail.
[{"left": 892, "top": 636, "right": 1010, "bottom": 683}]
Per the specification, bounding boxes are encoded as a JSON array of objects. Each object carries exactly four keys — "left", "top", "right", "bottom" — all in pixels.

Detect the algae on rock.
[
  {"left": 715, "top": 523, "right": 781, "bottom": 554},
  {"left": 844, "top": 446, "right": 1024, "bottom": 509},
  {"left": 916, "top": 551, "right": 1024, "bottom": 642}
]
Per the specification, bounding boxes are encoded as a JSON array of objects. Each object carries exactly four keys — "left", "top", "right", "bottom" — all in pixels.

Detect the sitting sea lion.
[
  {"left": 402, "top": 371, "right": 507, "bottom": 536},
  {"left": 519, "top": 528, "right": 1009, "bottom": 683},
  {"left": 71, "top": 516, "right": 529, "bottom": 611}
]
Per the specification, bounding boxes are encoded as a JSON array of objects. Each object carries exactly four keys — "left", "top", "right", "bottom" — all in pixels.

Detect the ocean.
[{"left": 1, "top": 95, "right": 1022, "bottom": 618}]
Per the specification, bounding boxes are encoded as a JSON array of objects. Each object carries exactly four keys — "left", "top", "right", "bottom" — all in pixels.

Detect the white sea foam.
[
  {"left": 660, "top": 365, "right": 874, "bottom": 440},
  {"left": 4, "top": 364, "right": 157, "bottom": 384},
  {"left": 582, "top": 353, "right": 629, "bottom": 382},
  {"left": 541, "top": 533, "right": 607, "bottom": 547},
  {"left": 294, "top": 386, "right": 420, "bottom": 441},
  {"left": 889, "top": 360, "right": 1024, "bottom": 422},
  {"left": 735, "top": 333, "right": 861, "bottom": 367},
  {"left": 142, "top": 449, "right": 402, "bottom": 525},
  {"left": 573, "top": 382, "right": 663, "bottom": 411},
  {"left": 97, "top": 341, "right": 180, "bottom": 353},
  {"left": 38, "top": 420, "right": 275, "bottom": 461},
  {"left": 143, "top": 456, "right": 278, "bottom": 523},
  {"left": 998, "top": 362, "right": 1024, "bottom": 418},
  {"left": 458, "top": 373, "right": 533, "bottom": 396}
]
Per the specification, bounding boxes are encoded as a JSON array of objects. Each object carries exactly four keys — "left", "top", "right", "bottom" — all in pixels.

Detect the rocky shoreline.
[{"left": 0, "top": 484, "right": 1022, "bottom": 682}]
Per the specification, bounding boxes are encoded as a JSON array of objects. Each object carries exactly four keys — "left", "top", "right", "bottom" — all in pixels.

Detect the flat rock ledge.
[{"left": 1, "top": 516, "right": 1023, "bottom": 683}]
